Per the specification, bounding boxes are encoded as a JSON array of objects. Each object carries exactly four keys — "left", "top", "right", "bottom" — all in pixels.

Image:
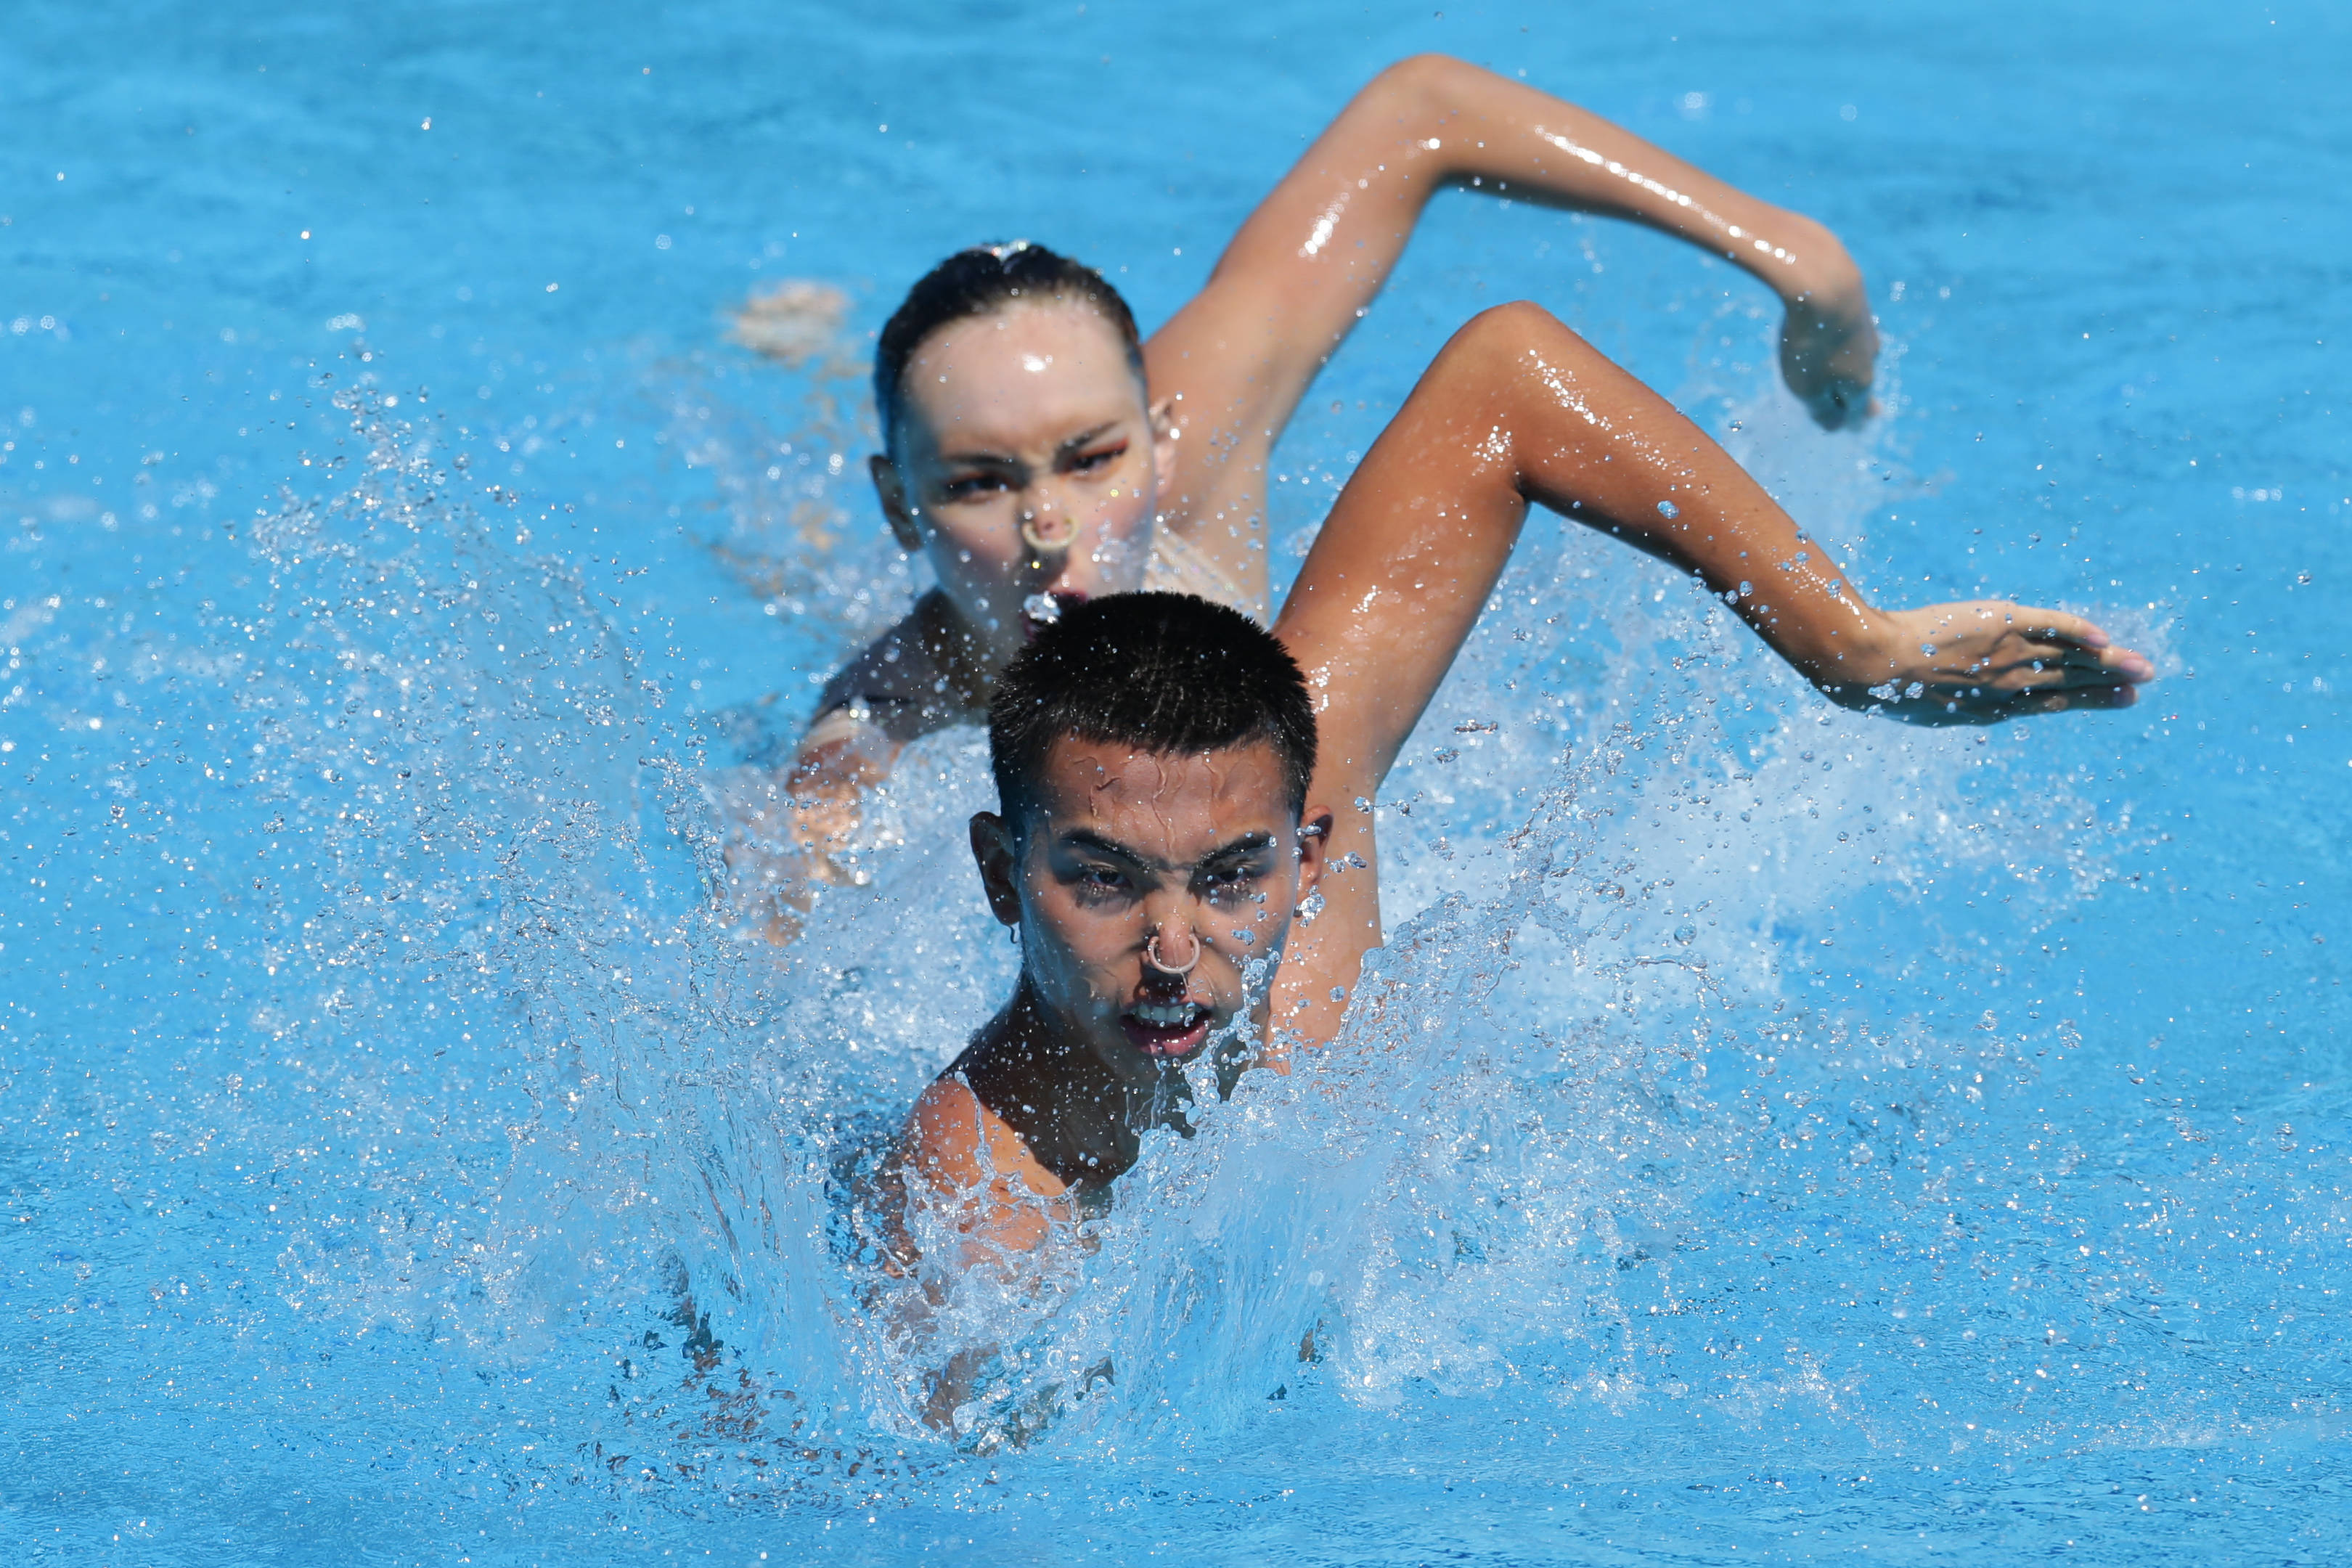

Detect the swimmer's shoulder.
[{"left": 901, "top": 1070, "right": 1073, "bottom": 1211}]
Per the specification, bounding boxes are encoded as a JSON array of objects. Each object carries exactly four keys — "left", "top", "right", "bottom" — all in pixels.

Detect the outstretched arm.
[
  {"left": 1149, "top": 54, "right": 1877, "bottom": 589},
  {"left": 1267, "top": 302, "right": 2153, "bottom": 1043}
]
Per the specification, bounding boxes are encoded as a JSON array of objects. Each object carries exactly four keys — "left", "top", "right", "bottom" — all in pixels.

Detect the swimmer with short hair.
[
  {"left": 881, "top": 301, "right": 2154, "bottom": 1286},
  {"left": 724, "top": 55, "right": 1887, "bottom": 934}
]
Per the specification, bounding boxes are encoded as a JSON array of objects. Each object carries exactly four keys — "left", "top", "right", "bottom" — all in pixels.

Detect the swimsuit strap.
[{"left": 1143, "top": 527, "right": 1267, "bottom": 624}]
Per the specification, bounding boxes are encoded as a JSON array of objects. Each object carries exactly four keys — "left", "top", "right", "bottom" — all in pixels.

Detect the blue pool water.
[{"left": 5, "top": 1, "right": 2349, "bottom": 1561}]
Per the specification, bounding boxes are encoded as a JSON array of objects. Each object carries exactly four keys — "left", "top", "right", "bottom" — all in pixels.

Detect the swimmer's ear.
[
  {"left": 871, "top": 454, "right": 923, "bottom": 554},
  {"left": 1147, "top": 398, "right": 1180, "bottom": 499},
  {"left": 969, "top": 810, "right": 1024, "bottom": 929},
  {"left": 1290, "top": 807, "right": 1334, "bottom": 909}
]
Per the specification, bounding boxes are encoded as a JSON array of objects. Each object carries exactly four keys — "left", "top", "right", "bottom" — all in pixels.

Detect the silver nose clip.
[
  {"left": 1020, "top": 513, "right": 1078, "bottom": 554},
  {"left": 1145, "top": 930, "right": 1200, "bottom": 976}
]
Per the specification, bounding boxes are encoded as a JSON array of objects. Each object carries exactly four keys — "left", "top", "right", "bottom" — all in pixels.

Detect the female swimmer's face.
[{"left": 872, "top": 300, "right": 1175, "bottom": 650}]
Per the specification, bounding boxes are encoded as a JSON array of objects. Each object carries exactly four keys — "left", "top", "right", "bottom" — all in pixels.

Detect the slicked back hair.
[
  {"left": 988, "top": 593, "right": 1318, "bottom": 836},
  {"left": 874, "top": 241, "right": 1146, "bottom": 455}
]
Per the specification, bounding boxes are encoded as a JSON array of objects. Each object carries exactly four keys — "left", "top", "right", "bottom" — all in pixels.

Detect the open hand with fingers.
[{"left": 1826, "top": 602, "right": 2155, "bottom": 724}]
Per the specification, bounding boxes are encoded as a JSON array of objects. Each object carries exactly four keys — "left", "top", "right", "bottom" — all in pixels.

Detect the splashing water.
[
  {"left": 4, "top": 355, "right": 2205, "bottom": 1554},
  {"left": 7, "top": 4, "right": 2351, "bottom": 1562},
  {"left": 14, "top": 375, "right": 2346, "bottom": 1562}
]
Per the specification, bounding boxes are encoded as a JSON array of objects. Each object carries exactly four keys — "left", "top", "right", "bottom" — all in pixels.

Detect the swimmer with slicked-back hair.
[
  {"left": 724, "top": 56, "right": 1895, "bottom": 934},
  {"left": 876, "top": 301, "right": 2153, "bottom": 1330}
]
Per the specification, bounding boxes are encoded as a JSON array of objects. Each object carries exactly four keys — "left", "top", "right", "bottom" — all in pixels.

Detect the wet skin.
[
  {"left": 738, "top": 57, "right": 1902, "bottom": 941},
  {"left": 886, "top": 738, "right": 1329, "bottom": 1251},
  {"left": 783, "top": 54, "right": 1890, "bottom": 806},
  {"left": 888, "top": 302, "right": 2158, "bottom": 1264},
  {"left": 853, "top": 53, "right": 1892, "bottom": 700},
  {"left": 869, "top": 304, "right": 1178, "bottom": 677}
]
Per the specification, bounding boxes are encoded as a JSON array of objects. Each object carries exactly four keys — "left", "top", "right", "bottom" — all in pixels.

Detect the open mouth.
[{"left": 1119, "top": 998, "right": 1211, "bottom": 1061}]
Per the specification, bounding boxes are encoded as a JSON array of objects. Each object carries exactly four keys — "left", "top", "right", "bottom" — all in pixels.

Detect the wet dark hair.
[
  {"left": 989, "top": 592, "right": 1318, "bottom": 833},
  {"left": 873, "top": 241, "right": 1146, "bottom": 454}
]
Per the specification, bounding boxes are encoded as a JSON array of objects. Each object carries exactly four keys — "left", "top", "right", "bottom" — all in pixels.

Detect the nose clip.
[
  {"left": 1144, "top": 927, "right": 1201, "bottom": 977},
  {"left": 1020, "top": 513, "right": 1079, "bottom": 554}
]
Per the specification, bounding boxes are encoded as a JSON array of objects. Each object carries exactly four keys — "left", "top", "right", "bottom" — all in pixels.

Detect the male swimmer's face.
[
  {"left": 873, "top": 301, "right": 1174, "bottom": 646},
  {"left": 973, "top": 737, "right": 1328, "bottom": 1090}
]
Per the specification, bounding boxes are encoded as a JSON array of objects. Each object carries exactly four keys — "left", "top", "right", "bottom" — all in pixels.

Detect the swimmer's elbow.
[
  {"left": 1343, "top": 54, "right": 1492, "bottom": 139},
  {"left": 792, "top": 709, "right": 899, "bottom": 789},
  {"left": 1468, "top": 299, "right": 1568, "bottom": 340},
  {"left": 1358, "top": 56, "right": 1532, "bottom": 140},
  {"left": 1434, "top": 301, "right": 1577, "bottom": 382},
  {"left": 1363, "top": 53, "right": 1468, "bottom": 102}
]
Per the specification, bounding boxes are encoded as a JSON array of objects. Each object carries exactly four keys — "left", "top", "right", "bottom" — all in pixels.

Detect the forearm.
[
  {"left": 1395, "top": 56, "right": 1858, "bottom": 304},
  {"left": 1278, "top": 303, "right": 1879, "bottom": 787},
  {"left": 1156, "top": 55, "right": 1869, "bottom": 478},
  {"left": 1226, "top": 55, "right": 1860, "bottom": 332}
]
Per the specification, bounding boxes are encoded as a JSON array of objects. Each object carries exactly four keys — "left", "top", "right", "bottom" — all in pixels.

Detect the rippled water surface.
[{"left": 5, "top": 2, "right": 2349, "bottom": 1562}]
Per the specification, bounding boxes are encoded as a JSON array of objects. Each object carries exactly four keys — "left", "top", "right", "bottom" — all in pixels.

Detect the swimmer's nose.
[
  {"left": 1018, "top": 508, "right": 1080, "bottom": 556},
  {"left": 1143, "top": 915, "right": 1201, "bottom": 980}
]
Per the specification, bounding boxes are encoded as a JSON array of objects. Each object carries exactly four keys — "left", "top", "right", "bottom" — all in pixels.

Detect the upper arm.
[
  {"left": 1272, "top": 303, "right": 1560, "bottom": 794},
  {"left": 1145, "top": 57, "right": 1464, "bottom": 471}
]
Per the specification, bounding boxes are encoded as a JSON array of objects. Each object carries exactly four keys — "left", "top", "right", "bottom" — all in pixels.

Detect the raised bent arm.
[
  {"left": 1149, "top": 56, "right": 1878, "bottom": 579},
  {"left": 1266, "top": 302, "right": 2153, "bottom": 1044}
]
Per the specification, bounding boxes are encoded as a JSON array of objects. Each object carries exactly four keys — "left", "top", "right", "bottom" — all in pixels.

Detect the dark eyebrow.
[
  {"left": 1054, "top": 422, "right": 1121, "bottom": 459},
  {"left": 934, "top": 423, "right": 1119, "bottom": 471},
  {"left": 1057, "top": 828, "right": 1151, "bottom": 868},
  {"left": 1196, "top": 832, "right": 1276, "bottom": 868},
  {"left": 935, "top": 447, "right": 1023, "bottom": 470},
  {"left": 1054, "top": 827, "right": 1275, "bottom": 873}
]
